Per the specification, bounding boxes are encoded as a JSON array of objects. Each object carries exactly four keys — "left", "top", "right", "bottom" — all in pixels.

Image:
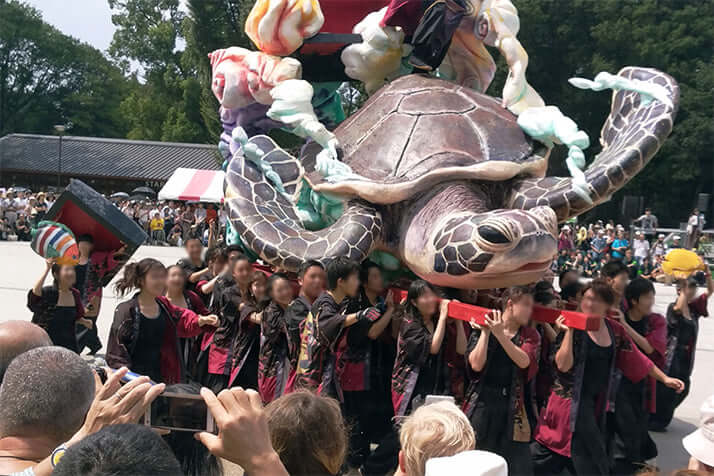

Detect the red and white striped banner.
[{"left": 158, "top": 168, "right": 225, "bottom": 203}]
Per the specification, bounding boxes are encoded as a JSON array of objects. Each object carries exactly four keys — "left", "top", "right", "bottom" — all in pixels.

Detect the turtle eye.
[
  {"left": 477, "top": 225, "right": 510, "bottom": 244},
  {"left": 475, "top": 220, "right": 519, "bottom": 252}
]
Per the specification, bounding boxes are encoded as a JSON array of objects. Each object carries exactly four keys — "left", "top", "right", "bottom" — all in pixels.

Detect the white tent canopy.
[{"left": 158, "top": 168, "right": 225, "bottom": 203}]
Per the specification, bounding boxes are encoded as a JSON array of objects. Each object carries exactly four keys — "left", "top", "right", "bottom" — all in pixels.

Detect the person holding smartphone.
[
  {"left": 106, "top": 258, "right": 219, "bottom": 384},
  {"left": 531, "top": 279, "right": 684, "bottom": 475},
  {"left": 391, "top": 280, "right": 466, "bottom": 417},
  {"left": 464, "top": 286, "right": 540, "bottom": 476}
]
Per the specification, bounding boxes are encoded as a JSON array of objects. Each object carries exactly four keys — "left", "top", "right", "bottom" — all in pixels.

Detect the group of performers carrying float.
[
  {"left": 26, "top": 1, "right": 704, "bottom": 475},
  {"left": 194, "top": 1, "right": 693, "bottom": 474}
]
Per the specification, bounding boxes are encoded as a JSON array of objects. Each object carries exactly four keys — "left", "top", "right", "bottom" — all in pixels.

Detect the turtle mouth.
[{"left": 514, "top": 260, "right": 552, "bottom": 272}]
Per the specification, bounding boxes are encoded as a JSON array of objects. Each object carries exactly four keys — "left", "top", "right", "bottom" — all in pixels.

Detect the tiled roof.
[{"left": 0, "top": 134, "right": 220, "bottom": 181}]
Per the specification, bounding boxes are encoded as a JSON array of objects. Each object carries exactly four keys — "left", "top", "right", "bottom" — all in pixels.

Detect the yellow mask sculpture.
[{"left": 662, "top": 249, "right": 706, "bottom": 279}]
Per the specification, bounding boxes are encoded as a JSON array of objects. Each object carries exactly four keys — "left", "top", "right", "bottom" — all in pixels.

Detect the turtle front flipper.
[
  {"left": 509, "top": 67, "right": 679, "bottom": 221},
  {"left": 226, "top": 135, "right": 382, "bottom": 272}
]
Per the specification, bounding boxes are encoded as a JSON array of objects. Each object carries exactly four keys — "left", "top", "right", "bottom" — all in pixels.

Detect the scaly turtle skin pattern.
[{"left": 225, "top": 67, "right": 678, "bottom": 288}]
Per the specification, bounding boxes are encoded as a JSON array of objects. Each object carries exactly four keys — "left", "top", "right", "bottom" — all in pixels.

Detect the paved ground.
[{"left": 1, "top": 242, "right": 711, "bottom": 473}]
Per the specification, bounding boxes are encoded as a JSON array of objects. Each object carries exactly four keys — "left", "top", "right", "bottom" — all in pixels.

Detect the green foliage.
[
  {"left": 1, "top": 0, "right": 711, "bottom": 226},
  {"left": 0, "top": 0, "right": 128, "bottom": 137},
  {"left": 107, "top": 0, "right": 254, "bottom": 145},
  {"left": 501, "top": 0, "right": 714, "bottom": 225}
]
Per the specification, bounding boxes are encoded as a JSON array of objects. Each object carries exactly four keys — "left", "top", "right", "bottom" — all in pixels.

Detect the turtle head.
[{"left": 413, "top": 206, "right": 558, "bottom": 289}]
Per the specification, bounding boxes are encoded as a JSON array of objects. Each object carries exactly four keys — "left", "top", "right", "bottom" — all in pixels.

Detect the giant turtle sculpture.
[{"left": 225, "top": 67, "right": 678, "bottom": 289}]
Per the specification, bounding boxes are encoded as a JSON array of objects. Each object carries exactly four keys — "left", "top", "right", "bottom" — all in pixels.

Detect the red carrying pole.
[{"left": 389, "top": 288, "right": 600, "bottom": 331}]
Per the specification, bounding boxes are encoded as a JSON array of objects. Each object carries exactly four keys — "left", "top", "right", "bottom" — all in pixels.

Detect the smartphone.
[
  {"left": 145, "top": 392, "right": 215, "bottom": 433},
  {"left": 424, "top": 395, "right": 456, "bottom": 406}
]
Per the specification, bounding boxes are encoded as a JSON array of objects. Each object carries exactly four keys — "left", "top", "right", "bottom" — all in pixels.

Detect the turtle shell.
[{"left": 301, "top": 74, "right": 550, "bottom": 205}]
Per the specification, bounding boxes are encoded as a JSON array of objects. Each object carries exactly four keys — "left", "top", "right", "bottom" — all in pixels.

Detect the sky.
[
  {"left": 25, "top": 0, "right": 188, "bottom": 77},
  {"left": 25, "top": 0, "right": 116, "bottom": 52}
]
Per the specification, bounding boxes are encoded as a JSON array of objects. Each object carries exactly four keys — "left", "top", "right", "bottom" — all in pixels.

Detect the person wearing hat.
[
  {"left": 34, "top": 192, "right": 48, "bottom": 221},
  {"left": 1, "top": 188, "right": 19, "bottom": 227},
  {"left": 558, "top": 226, "right": 574, "bottom": 252},
  {"left": 652, "top": 234, "right": 667, "bottom": 258},
  {"left": 683, "top": 395, "right": 714, "bottom": 472},
  {"left": 669, "top": 235, "right": 682, "bottom": 250},
  {"left": 632, "top": 231, "right": 650, "bottom": 268},
  {"left": 650, "top": 268, "right": 713, "bottom": 431}
]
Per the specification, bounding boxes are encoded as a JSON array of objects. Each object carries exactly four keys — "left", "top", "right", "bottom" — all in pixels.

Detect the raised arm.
[
  {"left": 555, "top": 325, "right": 575, "bottom": 373},
  {"left": 189, "top": 267, "right": 211, "bottom": 284},
  {"left": 367, "top": 292, "right": 395, "bottom": 340},
  {"left": 32, "top": 259, "right": 54, "bottom": 296},
  {"left": 468, "top": 326, "right": 490, "bottom": 372},
  {"left": 454, "top": 320, "right": 467, "bottom": 356},
  {"left": 486, "top": 310, "right": 531, "bottom": 369},
  {"left": 430, "top": 299, "right": 450, "bottom": 355}
]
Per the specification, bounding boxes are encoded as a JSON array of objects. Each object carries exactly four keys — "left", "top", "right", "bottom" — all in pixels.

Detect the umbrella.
[
  {"left": 110, "top": 192, "right": 130, "bottom": 200},
  {"left": 129, "top": 194, "right": 152, "bottom": 203},
  {"left": 131, "top": 186, "right": 156, "bottom": 197}
]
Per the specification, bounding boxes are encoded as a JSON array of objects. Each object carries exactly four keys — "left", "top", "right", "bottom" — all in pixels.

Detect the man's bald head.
[{"left": 0, "top": 321, "right": 52, "bottom": 383}]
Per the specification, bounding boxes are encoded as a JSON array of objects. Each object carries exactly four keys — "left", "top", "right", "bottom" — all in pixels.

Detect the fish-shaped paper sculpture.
[
  {"left": 661, "top": 248, "right": 706, "bottom": 280},
  {"left": 31, "top": 221, "right": 80, "bottom": 266}
]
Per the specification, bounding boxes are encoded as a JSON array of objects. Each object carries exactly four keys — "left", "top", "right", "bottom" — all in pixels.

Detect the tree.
[
  {"left": 182, "top": 0, "right": 253, "bottom": 143},
  {"left": 108, "top": 0, "right": 255, "bottom": 144},
  {"left": 495, "top": 0, "right": 714, "bottom": 225},
  {"left": 0, "top": 0, "right": 128, "bottom": 137},
  {"left": 108, "top": 0, "right": 211, "bottom": 142}
]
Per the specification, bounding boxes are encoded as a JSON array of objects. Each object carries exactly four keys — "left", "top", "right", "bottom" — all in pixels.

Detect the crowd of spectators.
[
  {"left": 553, "top": 212, "right": 711, "bottom": 283},
  {"left": 0, "top": 188, "right": 56, "bottom": 241},
  {"left": 115, "top": 200, "right": 228, "bottom": 247},
  {"left": 0, "top": 186, "right": 230, "bottom": 248}
]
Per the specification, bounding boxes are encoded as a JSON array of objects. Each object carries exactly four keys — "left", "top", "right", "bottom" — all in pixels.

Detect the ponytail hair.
[{"left": 114, "top": 258, "right": 166, "bottom": 296}]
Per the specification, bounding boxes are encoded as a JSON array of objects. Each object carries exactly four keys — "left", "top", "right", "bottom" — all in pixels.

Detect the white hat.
[
  {"left": 658, "top": 234, "right": 665, "bottom": 238},
  {"left": 562, "top": 225, "right": 570, "bottom": 231},
  {"left": 683, "top": 395, "right": 714, "bottom": 467},
  {"left": 674, "top": 235, "right": 681, "bottom": 240},
  {"left": 425, "top": 450, "right": 507, "bottom": 476}
]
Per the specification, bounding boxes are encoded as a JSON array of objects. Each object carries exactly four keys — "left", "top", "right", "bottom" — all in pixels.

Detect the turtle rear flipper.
[
  {"left": 226, "top": 135, "right": 382, "bottom": 272},
  {"left": 509, "top": 67, "right": 679, "bottom": 221}
]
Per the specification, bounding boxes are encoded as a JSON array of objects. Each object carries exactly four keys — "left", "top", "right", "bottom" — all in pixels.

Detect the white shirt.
[
  {"left": 633, "top": 238, "right": 650, "bottom": 258},
  {"left": 687, "top": 215, "right": 699, "bottom": 232}
]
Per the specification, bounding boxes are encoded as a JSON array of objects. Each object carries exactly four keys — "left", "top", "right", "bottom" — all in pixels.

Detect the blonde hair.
[{"left": 399, "top": 401, "right": 476, "bottom": 476}]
